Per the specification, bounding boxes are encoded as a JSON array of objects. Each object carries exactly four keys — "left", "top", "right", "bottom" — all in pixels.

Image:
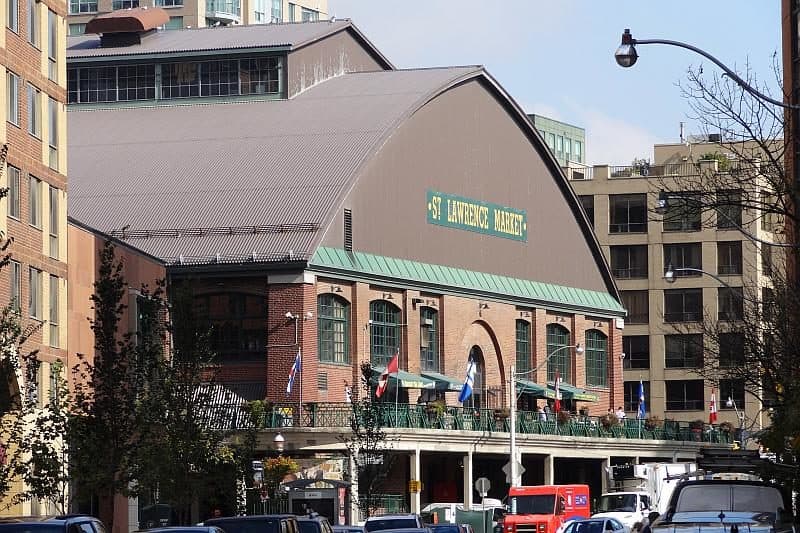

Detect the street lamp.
[
  {"left": 663, "top": 264, "right": 738, "bottom": 289},
  {"left": 273, "top": 432, "right": 285, "bottom": 453},
  {"left": 615, "top": 29, "right": 798, "bottom": 110},
  {"left": 725, "top": 396, "right": 746, "bottom": 442},
  {"left": 509, "top": 343, "right": 584, "bottom": 487}
]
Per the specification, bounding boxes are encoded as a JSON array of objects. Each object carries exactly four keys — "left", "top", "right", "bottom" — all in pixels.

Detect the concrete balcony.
[{"left": 206, "top": 0, "right": 241, "bottom": 24}]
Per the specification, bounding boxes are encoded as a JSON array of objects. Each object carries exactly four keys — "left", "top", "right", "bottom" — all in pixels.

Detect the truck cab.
[
  {"left": 592, "top": 492, "right": 650, "bottom": 528},
  {"left": 502, "top": 485, "right": 591, "bottom": 533}
]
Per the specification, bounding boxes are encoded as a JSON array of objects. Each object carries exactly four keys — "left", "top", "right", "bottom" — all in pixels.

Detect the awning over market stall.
[
  {"left": 370, "top": 368, "right": 436, "bottom": 389},
  {"left": 548, "top": 381, "right": 599, "bottom": 402},
  {"left": 421, "top": 371, "right": 463, "bottom": 391},
  {"left": 515, "top": 378, "right": 556, "bottom": 399}
]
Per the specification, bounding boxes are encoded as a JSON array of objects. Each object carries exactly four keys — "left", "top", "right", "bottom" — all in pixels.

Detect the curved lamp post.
[
  {"left": 509, "top": 343, "right": 584, "bottom": 486},
  {"left": 663, "top": 264, "right": 740, "bottom": 290},
  {"left": 615, "top": 29, "right": 798, "bottom": 110},
  {"left": 726, "top": 396, "right": 746, "bottom": 444}
]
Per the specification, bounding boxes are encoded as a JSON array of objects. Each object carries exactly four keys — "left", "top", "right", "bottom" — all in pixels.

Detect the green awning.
[
  {"left": 516, "top": 378, "right": 556, "bottom": 399},
  {"left": 370, "top": 368, "right": 436, "bottom": 389},
  {"left": 421, "top": 371, "right": 463, "bottom": 391},
  {"left": 549, "top": 382, "right": 599, "bottom": 402}
]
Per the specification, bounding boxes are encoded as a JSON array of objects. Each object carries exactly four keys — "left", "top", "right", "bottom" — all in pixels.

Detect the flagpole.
[
  {"left": 298, "top": 347, "right": 303, "bottom": 426},
  {"left": 394, "top": 345, "right": 400, "bottom": 426}
]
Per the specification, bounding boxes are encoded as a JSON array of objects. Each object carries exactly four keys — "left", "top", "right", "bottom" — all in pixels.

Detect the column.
[
  {"left": 543, "top": 455, "right": 554, "bottom": 485},
  {"left": 463, "top": 451, "right": 474, "bottom": 508},
  {"left": 348, "top": 455, "right": 360, "bottom": 525},
  {"left": 601, "top": 457, "right": 611, "bottom": 495},
  {"left": 410, "top": 449, "right": 421, "bottom": 514}
]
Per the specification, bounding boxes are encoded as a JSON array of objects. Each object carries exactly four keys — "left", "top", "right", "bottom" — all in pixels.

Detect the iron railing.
[
  {"left": 609, "top": 163, "right": 701, "bottom": 178},
  {"left": 217, "top": 401, "right": 733, "bottom": 444}
]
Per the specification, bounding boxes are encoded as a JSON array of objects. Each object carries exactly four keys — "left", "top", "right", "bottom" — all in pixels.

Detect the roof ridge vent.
[{"left": 85, "top": 6, "right": 169, "bottom": 47}]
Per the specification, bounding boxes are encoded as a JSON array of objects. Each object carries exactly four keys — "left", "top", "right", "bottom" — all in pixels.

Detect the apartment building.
[
  {"left": 1, "top": 0, "right": 68, "bottom": 516},
  {"left": 529, "top": 113, "right": 585, "bottom": 166},
  {"left": 568, "top": 141, "right": 777, "bottom": 444},
  {"left": 67, "top": 0, "right": 327, "bottom": 36}
]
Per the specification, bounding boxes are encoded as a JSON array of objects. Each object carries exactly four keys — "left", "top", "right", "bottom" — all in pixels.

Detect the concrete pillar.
[
  {"left": 349, "top": 455, "right": 360, "bottom": 525},
  {"left": 601, "top": 457, "right": 610, "bottom": 495},
  {"left": 410, "top": 449, "right": 422, "bottom": 514},
  {"left": 544, "top": 455, "right": 554, "bottom": 485},
  {"left": 463, "top": 451, "right": 474, "bottom": 508}
]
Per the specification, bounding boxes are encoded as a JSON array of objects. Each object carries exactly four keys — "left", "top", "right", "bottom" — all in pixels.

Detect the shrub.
[
  {"left": 600, "top": 413, "right": 620, "bottom": 429},
  {"left": 645, "top": 415, "right": 663, "bottom": 430}
]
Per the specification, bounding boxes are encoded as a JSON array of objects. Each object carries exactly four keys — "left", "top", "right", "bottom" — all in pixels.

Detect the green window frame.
[
  {"left": 515, "top": 320, "right": 531, "bottom": 373},
  {"left": 546, "top": 323, "right": 570, "bottom": 383},
  {"left": 419, "top": 307, "right": 438, "bottom": 371},
  {"left": 370, "top": 300, "right": 400, "bottom": 367},
  {"left": 317, "top": 294, "right": 349, "bottom": 364},
  {"left": 585, "top": 329, "right": 607, "bottom": 387}
]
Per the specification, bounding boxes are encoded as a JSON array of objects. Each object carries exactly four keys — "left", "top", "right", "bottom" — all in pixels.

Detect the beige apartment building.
[
  {"left": 67, "top": 0, "right": 327, "bottom": 35},
  {"left": 568, "top": 141, "right": 777, "bottom": 446},
  {"left": 1, "top": 0, "right": 69, "bottom": 516}
]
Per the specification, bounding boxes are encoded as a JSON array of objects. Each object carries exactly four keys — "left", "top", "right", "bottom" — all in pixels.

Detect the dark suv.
[
  {"left": 297, "top": 516, "right": 333, "bottom": 533},
  {"left": 205, "top": 514, "right": 300, "bottom": 533},
  {"left": 0, "top": 515, "right": 107, "bottom": 533}
]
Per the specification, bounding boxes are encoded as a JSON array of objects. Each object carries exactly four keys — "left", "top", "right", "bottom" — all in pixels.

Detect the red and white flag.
[
  {"left": 375, "top": 351, "right": 399, "bottom": 398},
  {"left": 554, "top": 370, "right": 562, "bottom": 413},
  {"left": 709, "top": 388, "right": 718, "bottom": 424}
]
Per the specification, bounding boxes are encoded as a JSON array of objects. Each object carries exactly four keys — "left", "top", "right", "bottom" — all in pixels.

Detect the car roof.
[
  {"left": 207, "top": 516, "right": 296, "bottom": 522},
  {"left": 365, "top": 516, "right": 419, "bottom": 521},
  {"left": 298, "top": 518, "right": 329, "bottom": 523},
  {"left": 0, "top": 516, "right": 99, "bottom": 524}
]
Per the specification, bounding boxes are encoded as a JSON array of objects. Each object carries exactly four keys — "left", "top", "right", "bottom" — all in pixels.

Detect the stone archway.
[{"left": 458, "top": 321, "right": 504, "bottom": 409}]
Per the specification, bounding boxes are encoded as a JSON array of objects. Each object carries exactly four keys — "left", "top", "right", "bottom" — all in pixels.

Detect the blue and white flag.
[
  {"left": 637, "top": 380, "right": 646, "bottom": 419},
  {"left": 286, "top": 349, "right": 301, "bottom": 396},
  {"left": 458, "top": 360, "right": 477, "bottom": 403}
]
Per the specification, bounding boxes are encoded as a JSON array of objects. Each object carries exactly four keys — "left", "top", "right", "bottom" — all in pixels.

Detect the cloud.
[{"left": 579, "top": 110, "right": 663, "bottom": 166}]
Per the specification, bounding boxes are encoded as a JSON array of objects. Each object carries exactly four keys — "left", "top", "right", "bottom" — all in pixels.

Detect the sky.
[{"left": 327, "top": 1, "right": 783, "bottom": 166}]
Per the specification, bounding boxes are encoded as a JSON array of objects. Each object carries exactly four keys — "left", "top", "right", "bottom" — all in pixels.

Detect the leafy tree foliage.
[{"left": 340, "top": 363, "right": 395, "bottom": 519}]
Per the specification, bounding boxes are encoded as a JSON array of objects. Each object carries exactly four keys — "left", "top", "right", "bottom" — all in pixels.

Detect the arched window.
[
  {"left": 419, "top": 307, "right": 438, "bottom": 371},
  {"left": 546, "top": 323, "right": 571, "bottom": 383},
  {"left": 370, "top": 300, "right": 400, "bottom": 367},
  {"left": 585, "top": 329, "right": 608, "bottom": 387},
  {"left": 317, "top": 294, "right": 350, "bottom": 364},
  {"left": 468, "top": 345, "right": 485, "bottom": 409},
  {"left": 515, "top": 320, "right": 531, "bottom": 373}
]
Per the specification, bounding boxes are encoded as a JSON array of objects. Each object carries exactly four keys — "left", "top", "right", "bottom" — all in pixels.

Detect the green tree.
[{"left": 340, "top": 363, "right": 396, "bottom": 519}]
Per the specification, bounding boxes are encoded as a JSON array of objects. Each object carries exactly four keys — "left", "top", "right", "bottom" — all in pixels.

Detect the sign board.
[
  {"left": 474, "top": 477, "right": 490, "bottom": 497},
  {"left": 304, "top": 491, "right": 323, "bottom": 499},
  {"left": 502, "top": 461, "right": 526, "bottom": 484},
  {"left": 427, "top": 190, "right": 528, "bottom": 242},
  {"left": 408, "top": 480, "right": 421, "bottom": 493}
]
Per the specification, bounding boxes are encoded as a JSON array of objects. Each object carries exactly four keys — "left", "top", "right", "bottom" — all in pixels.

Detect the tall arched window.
[
  {"left": 585, "top": 329, "right": 608, "bottom": 387},
  {"left": 317, "top": 294, "right": 350, "bottom": 364},
  {"left": 546, "top": 324, "right": 570, "bottom": 383},
  {"left": 515, "top": 320, "right": 531, "bottom": 373},
  {"left": 419, "top": 307, "right": 439, "bottom": 372},
  {"left": 370, "top": 300, "right": 400, "bottom": 367},
  {"left": 469, "top": 345, "right": 485, "bottom": 409}
]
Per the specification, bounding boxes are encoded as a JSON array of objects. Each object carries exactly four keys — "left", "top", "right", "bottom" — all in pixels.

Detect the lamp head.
[
  {"left": 285, "top": 311, "right": 297, "bottom": 320},
  {"left": 726, "top": 397, "right": 734, "bottom": 408},
  {"left": 655, "top": 191, "right": 670, "bottom": 215},
  {"left": 615, "top": 29, "right": 638, "bottom": 68},
  {"left": 273, "top": 432, "right": 285, "bottom": 452},
  {"left": 664, "top": 264, "right": 676, "bottom": 284},
  {"left": 575, "top": 343, "right": 584, "bottom": 355}
]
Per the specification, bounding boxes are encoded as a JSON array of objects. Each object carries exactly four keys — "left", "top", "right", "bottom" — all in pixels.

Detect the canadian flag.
[
  {"left": 709, "top": 388, "right": 718, "bottom": 424},
  {"left": 375, "top": 351, "right": 399, "bottom": 399},
  {"left": 554, "top": 370, "right": 562, "bottom": 413}
]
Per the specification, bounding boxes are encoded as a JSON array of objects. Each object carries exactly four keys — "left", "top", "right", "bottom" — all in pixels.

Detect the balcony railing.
[
  {"left": 211, "top": 401, "right": 733, "bottom": 444},
  {"left": 206, "top": 0, "right": 241, "bottom": 22},
  {"left": 612, "top": 267, "right": 648, "bottom": 279},
  {"left": 610, "top": 163, "right": 701, "bottom": 178},
  {"left": 609, "top": 222, "right": 648, "bottom": 234}
]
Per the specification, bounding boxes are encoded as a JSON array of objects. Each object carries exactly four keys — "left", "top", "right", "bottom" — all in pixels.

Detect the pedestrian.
[
  {"left": 616, "top": 406, "right": 626, "bottom": 419},
  {"left": 537, "top": 404, "right": 547, "bottom": 421},
  {"left": 543, "top": 402, "right": 552, "bottom": 420},
  {"left": 641, "top": 512, "right": 660, "bottom": 533},
  {"left": 344, "top": 381, "right": 353, "bottom": 403}
]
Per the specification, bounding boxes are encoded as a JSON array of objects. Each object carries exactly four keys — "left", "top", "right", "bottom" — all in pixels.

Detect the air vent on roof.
[
  {"left": 317, "top": 372, "right": 328, "bottom": 391},
  {"left": 344, "top": 209, "right": 353, "bottom": 252},
  {"left": 84, "top": 7, "right": 169, "bottom": 47}
]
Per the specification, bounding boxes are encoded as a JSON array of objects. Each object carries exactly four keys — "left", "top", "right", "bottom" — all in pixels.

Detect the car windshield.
[
  {"left": 567, "top": 522, "right": 604, "bottom": 533},
  {"left": 363, "top": 520, "right": 418, "bottom": 532},
  {"left": 430, "top": 526, "right": 460, "bottom": 533},
  {"left": 675, "top": 485, "right": 785, "bottom": 514},
  {"left": 512, "top": 495, "right": 555, "bottom": 515},
  {"left": 596, "top": 494, "right": 637, "bottom": 512},
  {"left": 299, "top": 523, "right": 319, "bottom": 533},
  {"left": 0, "top": 526, "right": 65, "bottom": 533}
]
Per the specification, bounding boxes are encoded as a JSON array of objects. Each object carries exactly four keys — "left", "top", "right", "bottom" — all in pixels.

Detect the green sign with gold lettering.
[{"left": 426, "top": 190, "right": 527, "bottom": 242}]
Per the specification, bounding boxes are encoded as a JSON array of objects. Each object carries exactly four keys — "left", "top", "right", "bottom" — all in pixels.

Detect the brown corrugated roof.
[
  {"left": 84, "top": 7, "right": 170, "bottom": 34},
  {"left": 67, "top": 67, "right": 481, "bottom": 264},
  {"left": 67, "top": 19, "right": 391, "bottom": 67}
]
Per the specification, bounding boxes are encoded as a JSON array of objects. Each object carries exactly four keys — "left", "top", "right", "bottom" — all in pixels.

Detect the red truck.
[{"left": 501, "top": 485, "right": 591, "bottom": 533}]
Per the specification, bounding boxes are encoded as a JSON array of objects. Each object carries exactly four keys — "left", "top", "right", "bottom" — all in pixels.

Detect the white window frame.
[
  {"left": 7, "top": 0, "right": 19, "bottom": 33},
  {"left": 8, "top": 165, "right": 20, "bottom": 219},
  {"left": 7, "top": 72, "right": 19, "bottom": 126},
  {"left": 29, "top": 175, "right": 41, "bottom": 227},
  {"left": 10, "top": 261, "right": 21, "bottom": 312},
  {"left": 27, "top": 83, "right": 41, "bottom": 138},
  {"left": 29, "top": 267, "right": 42, "bottom": 319},
  {"left": 49, "top": 274, "right": 59, "bottom": 347}
]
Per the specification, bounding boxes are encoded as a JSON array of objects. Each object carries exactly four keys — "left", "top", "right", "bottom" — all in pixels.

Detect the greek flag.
[
  {"left": 637, "top": 380, "right": 646, "bottom": 419},
  {"left": 458, "top": 360, "right": 477, "bottom": 403},
  {"left": 286, "top": 350, "right": 301, "bottom": 395}
]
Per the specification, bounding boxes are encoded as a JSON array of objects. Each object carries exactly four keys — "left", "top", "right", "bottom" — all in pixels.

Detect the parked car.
[
  {"left": 363, "top": 515, "right": 426, "bottom": 532},
  {"left": 332, "top": 527, "right": 363, "bottom": 533},
  {"left": 205, "top": 514, "right": 300, "bottom": 533},
  {"left": 561, "top": 519, "right": 627, "bottom": 533},
  {"left": 298, "top": 515, "right": 334, "bottom": 533},
  {"left": 0, "top": 515, "right": 107, "bottom": 533},
  {"left": 139, "top": 528, "right": 225, "bottom": 533}
]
